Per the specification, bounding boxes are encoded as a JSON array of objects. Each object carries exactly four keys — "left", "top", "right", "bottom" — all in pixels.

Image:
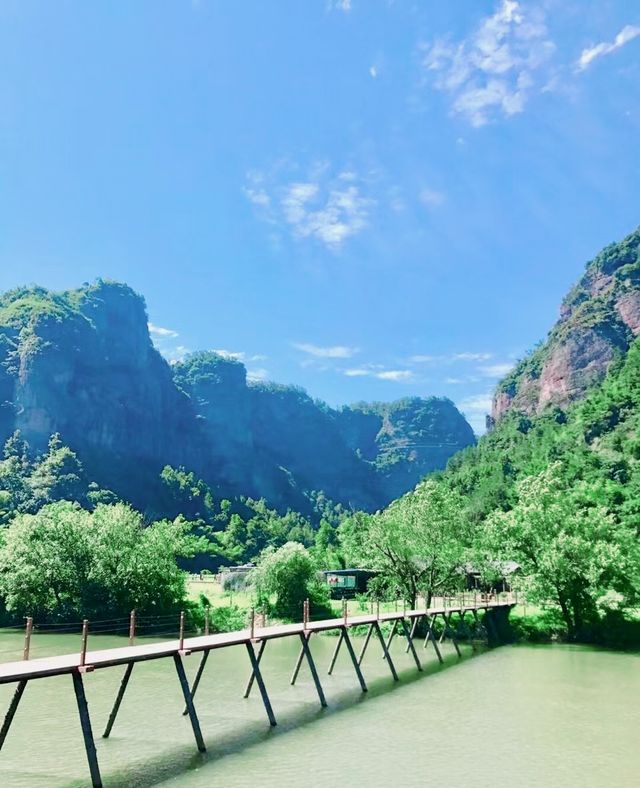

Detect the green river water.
[{"left": 0, "top": 630, "right": 638, "bottom": 787}]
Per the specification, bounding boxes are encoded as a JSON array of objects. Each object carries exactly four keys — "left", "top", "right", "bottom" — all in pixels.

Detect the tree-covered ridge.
[
  {"left": 0, "top": 281, "right": 473, "bottom": 516},
  {"left": 494, "top": 227, "right": 640, "bottom": 419}
]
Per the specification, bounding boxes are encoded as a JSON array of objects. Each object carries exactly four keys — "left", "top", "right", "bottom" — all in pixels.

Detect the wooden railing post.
[
  {"left": 376, "top": 600, "right": 380, "bottom": 620},
  {"left": 342, "top": 598, "right": 347, "bottom": 624},
  {"left": 250, "top": 607, "right": 255, "bottom": 640},
  {"left": 205, "top": 606, "right": 210, "bottom": 637},
  {"left": 128, "top": 610, "right": 136, "bottom": 647},
  {"left": 23, "top": 617, "right": 33, "bottom": 661},
  {"left": 80, "top": 620, "right": 89, "bottom": 668},
  {"left": 179, "top": 611, "right": 185, "bottom": 652},
  {"left": 303, "top": 598, "right": 309, "bottom": 630}
]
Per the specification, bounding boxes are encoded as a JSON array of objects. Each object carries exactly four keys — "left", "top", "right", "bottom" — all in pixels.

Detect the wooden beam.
[
  {"left": 0, "top": 679, "right": 27, "bottom": 752},
  {"left": 244, "top": 642, "right": 276, "bottom": 727},
  {"left": 448, "top": 614, "right": 462, "bottom": 658},
  {"left": 102, "top": 662, "right": 134, "bottom": 737},
  {"left": 357, "top": 623, "right": 375, "bottom": 666},
  {"left": 245, "top": 641, "right": 266, "bottom": 696},
  {"left": 184, "top": 649, "right": 211, "bottom": 712},
  {"left": 72, "top": 671, "right": 103, "bottom": 788},
  {"left": 373, "top": 622, "right": 398, "bottom": 681},
  {"left": 290, "top": 636, "right": 306, "bottom": 686},
  {"left": 383, "top": 619, "right": 398, "bottom": 660},
  {"left": 422, "top": 615, "right": 443, "bottom": 664},
  {"left": 327, "top": 629, "right": 344, "bottom": 675},
  {"left": 341, "top": 627, "right": 367, "bottom": 693},
  {"left": 173, "top": 654, "right": 206, "bottom": 752},
  {"left": 297, "top": 632, "right": 327, "bottom": 708},
  {"left": 404, "top": 616, "right": 419, "bottom": 653},
  {"left": 400, "top": 617, "right": 422, "bottom": 671}
]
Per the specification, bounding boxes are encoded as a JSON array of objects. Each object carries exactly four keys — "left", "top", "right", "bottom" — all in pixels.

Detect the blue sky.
[{"left": 0, "top": 1, "right": 639, "bottom": 432}]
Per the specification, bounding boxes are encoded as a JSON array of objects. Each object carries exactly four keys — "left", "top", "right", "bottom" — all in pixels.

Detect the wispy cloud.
[
  {"left": 409, "top": 351, "right": 493, "bottom": 364},
  {"left": 458, "top": 392, "right": 493, "bottom": 434},
  {"left": 148, "top": 323, "right": 178, "bottom": 338},
  {"left": 292, "top": 342, "right": 359, "bottom": 359},
  {"left": 344, "top": 366, "right": 414, "bottom": 382},
  {"left": 214, "top": 349, "right": 267, "bottom": 363},
  {"left": 478, "top": 362, "right": 514, "bottom": 377},
  {"left": 420, "top": 0, "right": 555, "bottom": 126},
  {"left": 247, "top": 368, "right": 270, "bottom": 382},
  {"left": 576, "top": 25, "right": 640, "bottom": 71},
  {"left": 419, "top": 188, "right": 445, "bottom": 208},
  {"left": 161, "top": 345, "right": 191, "bottom": 364},
  {"left": 328, "top": 0, "right": 351, "bottom": 12},
  {"left": 245, "top": 164, "right": 375, "bottom": 250}
]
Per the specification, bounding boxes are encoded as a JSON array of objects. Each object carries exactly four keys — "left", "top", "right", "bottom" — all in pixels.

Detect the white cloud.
[
  {"left": 244, "top": 164, "right": 375, "bottom": 250},
  {"left": 478, "top": 362, "right": 515, "bottom": 377},
  {"left": 377, "top": 370, "right": 413, "bottom": 381},
  {"left": 247, "top": 368, "right": 269, "bottom": 382},
  {"left": 459, "top": 393, "right": 493, "bottom": 412},
  {"left": 369, "top": 65, "right": 378, "bottom": 78},
  {"left": 420, "top": 0, "right": 555, "bottom": 126},
  {"left": 576, "top": 25, "right": 640, "bottom": 71},
  {"left": 162, "top": 345, "right": 191, "bottom": 364},
  {"left": 453, "top": 352, "right": 493, "bottom": 362},
  {"left": 328, "top": 0, "right": 351, "bottom": 11},
  {"left": 213, "top": 349, "right": 267, "bottom": 363},
  {"left": 419, "top": 188, "right": 445, "bottom": 208},
  {"left": 344, "top": 368, "right": 371, "bottom": 377},
  {"left": 243, "top": 187, "right": 271, "bottom": 208},
  {"left": 282, "top": 181, "right": 372, "bottom": 248},
  {"left": 292, "top": 342, "right": 359, "bottom": 359},
  {"left": 148, "top": 323, "right": 178, "bottom": 338},
  {"left": 409, "top": 351, "right": 493, "bottom": 364},
  {"left": 343, "top": 367, "right": 414, "bottom": 382}
]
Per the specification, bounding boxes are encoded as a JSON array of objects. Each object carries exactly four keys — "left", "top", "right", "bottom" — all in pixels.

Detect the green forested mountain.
[
  {"left": 0, "top": 281, "right": 474, "bottom": 518},
  {"left": 492, "top": 227, "right": 640, "bottom": 422}
]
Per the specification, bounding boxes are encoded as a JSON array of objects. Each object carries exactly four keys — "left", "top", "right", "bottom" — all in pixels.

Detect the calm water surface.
[{"left": 0, "top": 630, "right": 637, "bottom": 787}]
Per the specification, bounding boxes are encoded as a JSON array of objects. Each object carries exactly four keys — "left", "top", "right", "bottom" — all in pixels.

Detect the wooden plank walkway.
[{"left": 0, "top": 594, "right": 515, "bottom": 786}]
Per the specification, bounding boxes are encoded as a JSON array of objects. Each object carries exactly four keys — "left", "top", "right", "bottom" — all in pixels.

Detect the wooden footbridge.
[{"left": 0, "top": 592, "right": 515, "bottom": 787}]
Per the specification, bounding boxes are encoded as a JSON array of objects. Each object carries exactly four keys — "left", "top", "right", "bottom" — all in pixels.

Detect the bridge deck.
[{"left": 0, "top": 601, "right": 507, "bottom": 685}]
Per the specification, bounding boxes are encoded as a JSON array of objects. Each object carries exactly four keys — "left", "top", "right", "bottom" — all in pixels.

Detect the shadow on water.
[{"left": 72, "top": 640, "right": 487, "bottom": 788}]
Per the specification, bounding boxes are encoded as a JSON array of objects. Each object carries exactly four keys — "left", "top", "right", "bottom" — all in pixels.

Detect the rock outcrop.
[
  {"left": 492, "top": 227, "right": 640, "bottom": 421},
  {"left": 0, "top": 281, "right": 475, "bottom": 514}
]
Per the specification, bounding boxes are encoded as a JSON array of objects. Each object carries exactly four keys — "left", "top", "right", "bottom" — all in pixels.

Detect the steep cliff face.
[
  {"left": 493, "top": 227, "right": 640, "bottom": 421},
  {"left": 0, "top": 281, "right": 475, "bottom": 513}
]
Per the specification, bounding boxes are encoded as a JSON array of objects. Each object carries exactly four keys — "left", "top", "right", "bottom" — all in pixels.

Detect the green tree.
[
  {"left": 484, "top": 463, "right": 640, "bottom": 636},
  {"left": 28, "top": 434, "right": 86, "bottom": 510},
  {"left": 251, "top": 541, "right": 330, "bottom": 620},
  {"left": 0, "top": 501, "right": 205, "bottom": 621},
  {"left": 343, "top": 480, "right": 470, "bottom": 607}
]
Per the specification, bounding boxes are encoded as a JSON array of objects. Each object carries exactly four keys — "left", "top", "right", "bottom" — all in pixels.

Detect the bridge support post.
[
  {"left": 290, "top": 635, "right": 307, "bottom": 686},
  {"left": 184, "top": 649, "right": 211, "bottom": 712},
  {"left": 341, "top": 626, "right": 367, "bottom": 692},
  {"left": 245, "top": 641, "right": 266, "bottom": 696},
  {"left": 173, "top": 654, "right": 206, "bottom": 752},
  {"left": 0, "top": 679, "right": 27, "bottom": 752},
  {"left": 400, "top": 618, "right": 422, "bottom": 671},
  {"left": 297, "top": 632, "right": 327, "bottom": 708},
  {"left": 383, "top": 620, "right": 398, "bottom": 659},
  {"left": 404, "top": 616, "right": 419, "bottom": 653},
  {"left": 103, "top": 662, "right": 134, "bottom": 737},
  {"left": 449, "top": 614, "right": 462, "bottom": 658},
  {"left": 357, "top": 623, "right": 375, "bottom": 666},
  {"left": 245, "top": 642, "right": 276, "bottom": 727},
  {"left": 72, "top": 671, "right": 103, "bottom": 788},
  {"left": 374, "top": 622, "right": 398, "bottom": 681},
  {"left": 327, "top": 629, "right": 344, "bottom": 675},
  {"left": 420, "top": 614, "right": 443, "bottom": 664}
]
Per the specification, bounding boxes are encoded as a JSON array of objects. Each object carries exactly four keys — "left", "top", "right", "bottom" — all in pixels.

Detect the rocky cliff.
[
  {"left": 0, "top": 281, "right": 474, "bottom": 514},
  {"left": 492, "top": 227, "right": 640, "bottom": 421}
]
